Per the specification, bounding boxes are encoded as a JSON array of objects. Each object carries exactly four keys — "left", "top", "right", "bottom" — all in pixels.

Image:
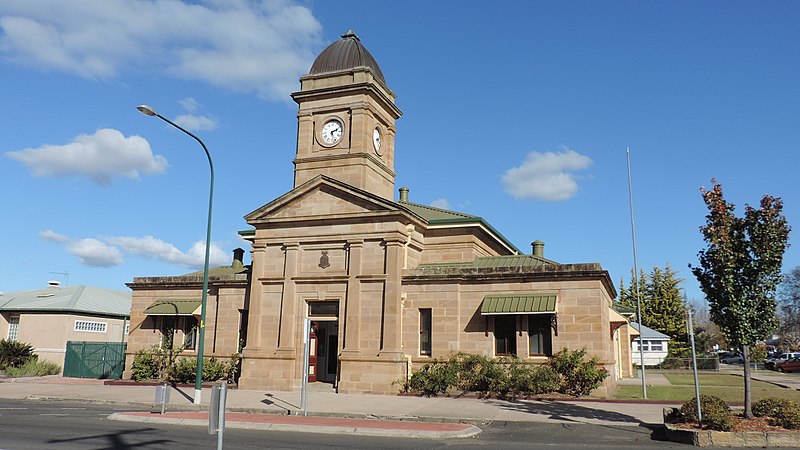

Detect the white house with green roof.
[{"left": 0, "top": 283, "right": 131, "bottom": 368}]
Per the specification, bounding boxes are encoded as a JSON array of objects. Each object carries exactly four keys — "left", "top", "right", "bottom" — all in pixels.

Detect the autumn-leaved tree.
[
  {"left": 619, "top": 265, "right": 689, "bottom": 357},
  {"left": 691, "top": 180, "right": 790, "bottom": 418}
]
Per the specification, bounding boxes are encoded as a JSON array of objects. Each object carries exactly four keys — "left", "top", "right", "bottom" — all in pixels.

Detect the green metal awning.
[
  {"left": 480, "top": 294, "right": 557, "bottom": 315},
  {"left": 144, "top": 299, "right": 202, "bottom": 316}
]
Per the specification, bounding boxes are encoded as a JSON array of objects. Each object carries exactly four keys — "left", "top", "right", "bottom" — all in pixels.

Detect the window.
[
  {"left": 74, "top": 320, "right": 108, "bottom": 333},
  {"left": 181, "top": 317, "right": 198, "bottom": 350},
  {"left": 635, "top": 339, "right": 663, "bottom": 352},
  {"left": 494, "top": 315, "right": 517, "bottom": 356},
  {"left": 158, "top": 316, "right": 176, "bottom": 349},
  {"left": 7, "top": 315, "right": 19, "bottom": 341},
  {"left": 528, "top": 315, "right": 553, "bottom": 356},
  {"left": 419, "top": 309, "right": 432, "bottom": 356}
]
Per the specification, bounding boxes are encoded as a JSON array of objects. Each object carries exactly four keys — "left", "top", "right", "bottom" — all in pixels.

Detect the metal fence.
[
  {"left": 634, "top": 357, "right": 771, "bottom": 372},
  {"left": 63, "top": 341, "right": 126, "bottom": 379}
]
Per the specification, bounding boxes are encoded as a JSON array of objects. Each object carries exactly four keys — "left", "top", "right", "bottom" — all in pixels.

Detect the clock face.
[
  {"left": 321, "top": 119, "right": 343, "bottom": 145},
  {"left": 372, "top": 127, "right": 382, "bottom": 154}
]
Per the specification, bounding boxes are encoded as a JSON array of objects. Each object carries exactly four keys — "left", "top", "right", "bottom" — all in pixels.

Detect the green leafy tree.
[
  {"left": 691, "top": 180, "right": 790, "bottom": 418},
  {"left": 777, "top": 266, "right": 800, "bottom": 350},
  {"left": 619, "top": 265, "right": 689, "bottom": 357}
]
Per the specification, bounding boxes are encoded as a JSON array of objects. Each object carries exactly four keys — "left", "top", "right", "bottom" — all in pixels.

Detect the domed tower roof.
[{"left": 309, "top": 30, "right": 386, "bottom": 85}]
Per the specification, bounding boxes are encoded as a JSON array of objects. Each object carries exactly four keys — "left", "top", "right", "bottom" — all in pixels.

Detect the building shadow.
[{"left": 485, "top": 399, "right": 669, "bottom": 441}]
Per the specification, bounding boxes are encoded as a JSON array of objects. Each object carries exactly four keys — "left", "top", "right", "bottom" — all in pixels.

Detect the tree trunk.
[{"left": 742, "top": 344, "right": 753, "bottom": 419}]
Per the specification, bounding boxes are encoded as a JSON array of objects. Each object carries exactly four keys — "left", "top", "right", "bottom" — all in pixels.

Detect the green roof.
[
  {"left": 181, "top": 260, "right": 248, "bottom": 277},
  {"left": 613, "top": 304, "right": 636, "bottom": 315},
  {"left": 0, "top": 285, "right": 131, "bottom": 318},
  {"left": 399, "top": 202, "right": 477, "bottom": 222},
  {"left": 480, "top": 294, "right": 557, "bottom": 315},
  {"left": 397, "top": 200, "right": 520, "bottom": 254},
  {"left": 417, "top": 254, "right": 559, "bottom": 271},
  {"left": 143, "top": 299, "right": 202, "bottom": 316}
]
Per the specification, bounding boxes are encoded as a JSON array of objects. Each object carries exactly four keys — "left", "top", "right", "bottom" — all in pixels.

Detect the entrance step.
[{"left": 307, "top": 381, "right": 336, "bottom": 393}]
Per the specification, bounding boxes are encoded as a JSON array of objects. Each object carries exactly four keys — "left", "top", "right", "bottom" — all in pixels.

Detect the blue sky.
[{"left": 1, "top": 1, "right": 798, "bottom": 305}]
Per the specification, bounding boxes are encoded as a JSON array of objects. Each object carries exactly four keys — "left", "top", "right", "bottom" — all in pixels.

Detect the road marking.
[{"left": 40, "top": 413, "right": 69, "bottom": 416}]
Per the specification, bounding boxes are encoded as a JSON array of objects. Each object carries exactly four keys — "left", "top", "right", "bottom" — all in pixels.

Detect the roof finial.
[{"left": 341, "top": 29, "right": 359, "bottom": 40}]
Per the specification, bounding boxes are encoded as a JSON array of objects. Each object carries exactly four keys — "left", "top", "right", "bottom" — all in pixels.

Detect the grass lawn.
[{"left": 613, "top": 371, "right": 800, "bottom": 403}]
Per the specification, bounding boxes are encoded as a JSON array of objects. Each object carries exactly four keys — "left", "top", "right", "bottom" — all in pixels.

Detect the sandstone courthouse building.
[{"left": 124, "top": 31, "right": 635, "bottom": 396}]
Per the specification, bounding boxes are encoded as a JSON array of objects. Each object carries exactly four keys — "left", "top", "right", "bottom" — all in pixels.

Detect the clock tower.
[{"left": 291, "top": 31, "right": 402, "bottom": 200}]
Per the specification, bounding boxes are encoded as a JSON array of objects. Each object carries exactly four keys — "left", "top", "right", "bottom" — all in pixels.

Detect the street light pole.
[{"left": 137, "top": 104, "right": 214, "bottom": 405}]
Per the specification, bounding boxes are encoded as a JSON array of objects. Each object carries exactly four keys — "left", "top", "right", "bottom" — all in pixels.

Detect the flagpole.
[{"left": 627, "top": 146, "right": 647, "bottom": 399}]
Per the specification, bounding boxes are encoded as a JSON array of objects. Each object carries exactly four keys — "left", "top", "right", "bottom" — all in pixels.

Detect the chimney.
[
  {"left": 398, "top": 187, "right": 409, "bottom": 203},
  {"left": 531, "top": 240, "right": 544, "bottom": 257},
  {"left": 232, "top": 248, "right": 245, "bottom": 269}
]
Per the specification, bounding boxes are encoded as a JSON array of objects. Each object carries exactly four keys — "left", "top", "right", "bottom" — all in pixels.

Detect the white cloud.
[
  {"left": 174, "top": 114, "right": 218, "bottom": 132},
  {"left": 179, "top": 97, "right": 200, "bottom": 113},
  {"left": 502, "top": 149, "right": 593, "bottom": 201},
  {"left": 430, "top": 198, "right": 451, "bottom": 210},
  {"left": 0, "top": 1, "right": 323, "bottom": 100},
  {"left": 102, "top": 235, "right": 228, "bottom": 269},
  {"left": 66, "top": 238, "right": 124, "bottom": 267},
  {"left": 5, "top": 128, "right": 168, "bottom": 185},
  {"left": 39, "top": 229, "right": 69, "bottom": 243},
  {"left": 43, "top": 230, "right": 230, "bottom": 269}
]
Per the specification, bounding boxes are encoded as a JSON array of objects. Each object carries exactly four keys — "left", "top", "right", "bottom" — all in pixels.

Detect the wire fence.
[{"left": 634, "top": 357, "right": 770, "bottom": 372}]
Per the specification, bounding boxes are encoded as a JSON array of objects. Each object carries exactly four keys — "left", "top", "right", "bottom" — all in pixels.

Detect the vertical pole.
[
  {"left": 627, "top": 147, "right": 647, "bottom": 399},
  {"left": 217, "top": 381, "right": 226, "bottom": 450},
  {"left": 137, "top": 106, "right": 214, "bottom": 405},
  {"left": 688, "top": 309, "right": 702, "bottom": 424},
  {"left": 301, "top": 317, "right": 310, "bottom": 416}
]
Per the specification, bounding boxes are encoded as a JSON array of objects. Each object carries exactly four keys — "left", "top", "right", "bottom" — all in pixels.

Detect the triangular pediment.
[{"left": 245, "top": 175, "right": 402, "bottom": 223}]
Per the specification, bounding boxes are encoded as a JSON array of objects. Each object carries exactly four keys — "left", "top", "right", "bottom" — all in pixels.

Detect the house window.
[
  {"left": 649, "top": 340, "right": 663, "bottom": 351},
  {"left": 7, "top": 315, "right": 19, "bottom": 341},
  {"left": 494, "top": 315, "right": 517, "bottom": 356},
  {"left": 159, "top": 316, "right": 176, "bottom": 349},
  {"left": 74, "top": 320, "right": 108, "bottom": 333},
  {"left": 181, "top": 317, "right": 198, "bottom": 350},
  {"left": 528, "top": 315, "right": 553, "bottom": 356},
  {"left": 419, "top": 309, "right": 432, "bottom": 356}
]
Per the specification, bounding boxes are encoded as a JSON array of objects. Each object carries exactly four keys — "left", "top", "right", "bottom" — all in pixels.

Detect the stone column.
[
  {"left": 277, "top": 243, "right": 299, "bottom": 354},
  {"left": 243, "top": 243, "right": 265, "bottom": 354},
  {"left": 380, "top": 238, "right": 404, "bottom": 355},
  {"left": 342, "top": 240, "right": 363, "bottom": 355}
]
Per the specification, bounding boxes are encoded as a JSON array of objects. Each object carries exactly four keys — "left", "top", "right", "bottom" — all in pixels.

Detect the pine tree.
[{"left": 618, "top": 265, "right": 689, "bottom": 356}]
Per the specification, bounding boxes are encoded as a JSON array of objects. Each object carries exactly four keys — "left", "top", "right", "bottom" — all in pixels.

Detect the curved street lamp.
[{"left": 137, "top": 104, "right": 214, "bottom": 405}]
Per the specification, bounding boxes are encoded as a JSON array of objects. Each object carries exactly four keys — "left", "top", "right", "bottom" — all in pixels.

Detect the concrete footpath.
[{"left": 0, "top": 375, "right": 673, "bottom": 439}]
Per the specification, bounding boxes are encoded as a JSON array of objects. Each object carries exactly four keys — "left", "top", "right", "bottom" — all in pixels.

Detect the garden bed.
[{"left": 663, "top": 407, "right": 800, "bottom": 447}]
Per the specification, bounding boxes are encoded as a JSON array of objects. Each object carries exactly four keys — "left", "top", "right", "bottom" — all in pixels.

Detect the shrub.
[
  {"left": 449, "top": 353, "right": 501, "bottom": 392},
  {"left": 130, "top": 346, "right": 170, "bottom": 381},
  {"left": 679, "top": 395, "right": 733, "bottom": 431},
  {"left": 3, "top": 359, "right": 61, "bottom": 377},
  {"left": 0, "top": 339, "right": 37, "bottom": 370},
  {"left": 753, "top": 397, "right": 794, "bottom": 418},
  {"left": 772, "top": 401, "right": 800, "bottom": 430},
  {"left": 168, "top": 356, "right": 239, "bottom": 384},
  {"left": 399, "top": 350, "right": 605, "bottom": 398},
  {"left": 502, "top": 359, "right": 561, "bottom": 398},
  {"left": 169, "top": 357, "right": 197, "bottom": 383},
  {"left": 401, "top": 360, "right": 458, "bottom": 396},
  {"left": 548, "top": 348, "right": 608, "bottom": 396}
]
